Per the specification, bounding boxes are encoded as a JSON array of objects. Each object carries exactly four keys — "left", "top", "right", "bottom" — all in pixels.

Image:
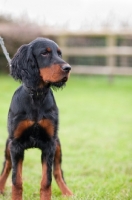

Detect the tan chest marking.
[
  {"left": 14, "top": 119, "right": 54, "bottom": 138},
  {"left": 14, "top": 120, "right": 34, "bottom": 138},
  {"left": 38, "top": 119, "right": 54, "bottom": 137}
]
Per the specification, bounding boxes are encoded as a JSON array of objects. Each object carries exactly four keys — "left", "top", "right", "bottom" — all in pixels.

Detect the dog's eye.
[
  {"left": 57, "top": 51, "right": 62, "bottom": 57},
  {"left": 42, "top": 51, "right": 50, "bottom": 56}
]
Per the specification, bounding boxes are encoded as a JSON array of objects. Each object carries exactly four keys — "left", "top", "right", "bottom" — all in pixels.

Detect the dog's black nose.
[{"left": 62, "top": 65, "right": 71, "bottom": 72}]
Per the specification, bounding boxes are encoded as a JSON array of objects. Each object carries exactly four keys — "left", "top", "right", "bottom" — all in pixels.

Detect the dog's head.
[{"left": 10, "top": 38, "right": 71, "bottom": 88}]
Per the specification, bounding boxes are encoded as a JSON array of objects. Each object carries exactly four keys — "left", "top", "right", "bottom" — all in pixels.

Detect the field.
[{"left": 0, "top": 74, "right": 132, "bottom": 200}]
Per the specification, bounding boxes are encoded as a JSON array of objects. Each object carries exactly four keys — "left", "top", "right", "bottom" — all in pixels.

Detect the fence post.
[
  {"left": 106, "top": 35, "right": 116, "bottom": 66},
  {"left": 57, "top": 35, "right": 68, "bottom": 62},
  {"left": 106, "top": 34, "right": 116, "bottom": 82}
]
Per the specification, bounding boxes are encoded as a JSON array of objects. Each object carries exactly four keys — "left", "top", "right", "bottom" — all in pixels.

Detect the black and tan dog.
[{"left": 0, "top": 38, "right": 72, "bottom": 200}]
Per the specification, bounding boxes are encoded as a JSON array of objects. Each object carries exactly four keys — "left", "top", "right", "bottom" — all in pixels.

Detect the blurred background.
[{"left": 1, "top": 0, "right": 132, "bottom": 75}]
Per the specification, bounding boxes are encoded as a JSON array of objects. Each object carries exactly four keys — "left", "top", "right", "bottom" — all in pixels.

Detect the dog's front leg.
[
  {"left": 40, "top": 141, "right": 55, "bottom": 200},
  {"left": 10, "top": 143, "right": 24, "bottom": 200},
  {"left": 53, "top": 139, "right": 73, "bottom": 196}
]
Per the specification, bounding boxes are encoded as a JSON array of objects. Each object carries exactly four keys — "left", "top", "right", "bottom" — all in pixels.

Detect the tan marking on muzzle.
[{"left": 40, "top": 64, "right": 70, "bottom": 83}]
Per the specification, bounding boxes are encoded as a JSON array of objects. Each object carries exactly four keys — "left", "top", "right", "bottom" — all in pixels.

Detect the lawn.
[{"left": 0, "top": 74, "right": 132, "bottom": 200}]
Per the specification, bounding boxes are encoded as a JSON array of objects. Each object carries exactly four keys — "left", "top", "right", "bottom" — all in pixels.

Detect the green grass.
[{"left": 0, "top": 74, "right": 132, "bottom": 200}]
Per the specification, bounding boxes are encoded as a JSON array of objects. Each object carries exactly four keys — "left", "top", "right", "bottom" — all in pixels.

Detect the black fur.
[{"left": 0, "top": 38, "right": 72, "bottom": 199}]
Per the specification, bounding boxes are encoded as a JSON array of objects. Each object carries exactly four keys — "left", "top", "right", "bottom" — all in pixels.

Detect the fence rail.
[
  {"left": 71, "top": 66, "right": 132, "bottom": 75},
  {"left": 61, "top": 47, "right": 132, "bottom": 56},
  {"left": 44, "top": 31, "right": 132, "bottom": 75}
]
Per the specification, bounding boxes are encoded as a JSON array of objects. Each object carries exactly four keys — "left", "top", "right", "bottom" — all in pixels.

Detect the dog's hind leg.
[
  {"left": 53, "top": 139, "right": 73, "bottom": 196},
  {"left": 0, "top": 139, "right": 12, "bottom": 194}
]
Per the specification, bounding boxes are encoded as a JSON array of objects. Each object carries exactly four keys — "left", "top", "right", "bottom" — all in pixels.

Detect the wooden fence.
[{"left": 44, "top": 30, "right": 132, "bottom": 75}]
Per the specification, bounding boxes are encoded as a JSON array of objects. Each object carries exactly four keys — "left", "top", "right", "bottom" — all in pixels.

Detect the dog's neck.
[{"left": 23, "top": 82, "right": 50, "bottom": 101}]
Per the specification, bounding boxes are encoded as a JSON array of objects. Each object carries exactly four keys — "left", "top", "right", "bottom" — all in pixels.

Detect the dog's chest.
[
  {"left": 14, "top": 118, "right": 54, "bottom": 138},
  {"left": 13, "top": 104, "right": 58, "bottom": 143},
  {"left": 13, "top": 118, "right": 55, "bottom": 149}
]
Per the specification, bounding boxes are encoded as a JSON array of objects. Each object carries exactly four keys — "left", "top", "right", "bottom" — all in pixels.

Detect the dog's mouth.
[
  {"left": 61, "top": 77, "right": 68, "bottom": 82},
  {"left": 50, "top": 77, "right": 68, "bottom": 88}
]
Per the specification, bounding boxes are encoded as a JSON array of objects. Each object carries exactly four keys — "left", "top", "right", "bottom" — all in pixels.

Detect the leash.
[{"left": 0, "top": 36, "right": 11, "bottom": 66}]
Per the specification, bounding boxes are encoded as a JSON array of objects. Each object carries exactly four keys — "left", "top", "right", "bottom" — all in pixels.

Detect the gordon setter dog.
[{"left": 0, "top": 38, "right": 72, "bottom": 200}]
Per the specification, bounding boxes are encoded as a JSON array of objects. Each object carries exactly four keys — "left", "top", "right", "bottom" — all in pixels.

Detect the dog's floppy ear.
[
  {"left": 10, "top": 44, "right": 28, "bottom": 81},
  {"left": 10, "top": 44, "right": 39, "bottom": 86}
]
